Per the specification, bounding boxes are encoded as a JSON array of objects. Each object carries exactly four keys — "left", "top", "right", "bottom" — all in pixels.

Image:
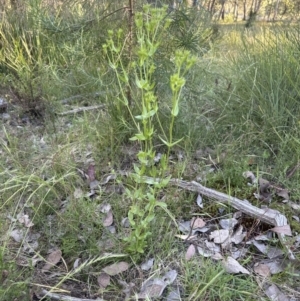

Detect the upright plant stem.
[{"left": 127, "top": 0, "right": 134, "bottom": 106}]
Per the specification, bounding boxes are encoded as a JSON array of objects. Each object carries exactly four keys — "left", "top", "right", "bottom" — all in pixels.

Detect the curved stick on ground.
[{"left": 166, "top": 178, "right": 294, "bottom": 260}]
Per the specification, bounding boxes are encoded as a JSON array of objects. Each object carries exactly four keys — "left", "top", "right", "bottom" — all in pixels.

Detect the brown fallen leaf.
[
  {"left": 205, "top": 241, "right": 221, "bottom": 253},
  {"left": 254, "top": 263, "right": 271, "bottom": 277},
  {"left": 138, "top": 279, "right": 166, "bottom": 299},
  {"left": 258, "top": 178, "right": 272, "bottom": 203},
  {"left": 102, "top": 261, "right": 129, "bottom": 276},
  {"left": 74, "top": 188, "right": 83, "bottom": 199},
  {"left": 264, "top": 284, "right": 289, "bottom": 301},
  {"left": 243, "top": 171, "right": 257, "bottom": 184},
  {"left": 97, "top": 272, "right": 110, "bottom": 289},
  {"left": 99, "top": 203, "right": 111, "bottom": 213},
  {"left": 270, "top": 224, "right": 292, "bottom": 236},
  {"left": 191, "top": 217, "right": 206, "bottom": 229},
  {"left": 18, "top": 214, "right": 34, "bottom": 228},
  {"left": 16, "top": 254, "right": 42, "bottom": 267},
  {"left": 196, "top": 194, "right": 203, "bottom": 208},
  {"left": 219, "top": 218, "right": 238, "bottom": 230},
  {"left": 222, "top": 256, "right": 250, "bottom": 274},
  {"left": 276, "top": 189, "right": 289, "bottom": 200},
  {"left": 166, "top": 287, "right": 181, "bottom": 301},
  {"left": 197, "top": 246, "right": 214, "bottom": 258},
  {"left": 10, "top": 229, "right": 25, "bottom": 243},
  {"left": 258, "top": 178, "right": 270, "bottom": 187},
  {"left": 264, "top": 260, "right": 284, "bottom": 274},
  {"left": 73, "top": 258, "right": 81, "bottom": 269},
  {"left": 230, "top": 225, "right": 246, "bottom": 244},
  {"left": 185, "top": 244, "right": 196, "bottom": 261},
  {"left": 252, "top": 240, "right": 284, "bottom": 259},
  {"left": 87, "top": 163, "right": 96, "bottom": 182},
  {"left": 209, "top": 229, "right": 229, "bottom": 244},
  {"left": 103, "top": 210, "right": 113, "bottom": 227},
  {"left": 137, "top": 270, "right": 177, "bottom": 299},
  {"left": 141, "top": 258, "right": 154, "bottom": 271},
  {"left": 42, "top": 249, "right": 62, "bottom": 271},
  {"left": 288, "top": 201, "right": 300, "bottom": 211}
]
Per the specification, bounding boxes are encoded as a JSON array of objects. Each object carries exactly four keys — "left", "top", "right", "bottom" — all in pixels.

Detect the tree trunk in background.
[
  {"left": 207, "top": 0, "right": 211, "bottom": 10},
  {"left": 273, "top": 0, "right": 280, "bottom": 20},
  {"left": 233, "top": 0, "right": 238, "bottom": 21},
  {"left": 254, "top": 0, "right": 262, "bottom": 12},
  {"left": 243, "top": 0, "right": 247, "bottom": 20},
  {"left": 209, "top": 0, "right": 216, "bottom": 15},
  {"left": 0, "top": 0, "right": 5, "bottom": 10},
  {"left": 250, "top": 0, "right": 255, "bottom": 12},
  {"left": 218, "top": 0, "right": 226, "bottom": 20},
  {"left": 267, "top": 0, "right": 273, "bottom": 21}
]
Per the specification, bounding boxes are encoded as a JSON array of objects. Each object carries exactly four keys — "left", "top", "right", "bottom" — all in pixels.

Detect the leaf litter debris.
[
  {"left": 7, "top": 164, "right": 300, "bottom": 301},
  {"left": 137, "top": 270, "right": 178, "bottom": 299},
  {"left": 88, "top": 169, "right": 299, "bottom": 298},
  {"left": 170, "top": 173, "right": 300, "bottom": 301}
]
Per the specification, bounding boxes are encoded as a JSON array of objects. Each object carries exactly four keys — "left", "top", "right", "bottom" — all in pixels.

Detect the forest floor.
[{"left": 1, "top": 16, "right": 300, "bottom": 301}]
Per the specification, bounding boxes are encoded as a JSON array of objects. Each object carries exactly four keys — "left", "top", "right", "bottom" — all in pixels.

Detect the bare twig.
[
  {"left": 60, "top": 92, "right": 107, "bottom": 104},
  {"left": 41, "top": 289, "right": 105, "bottom": 301},
  {"left": 57, "top": 105, "right": 105, "bottom": 116},
  {"left": 126, "top": 0, "right": 134, "bottom": 106},
  {"left": 286, "top": 161, "right": 300, "bottom": 179}
]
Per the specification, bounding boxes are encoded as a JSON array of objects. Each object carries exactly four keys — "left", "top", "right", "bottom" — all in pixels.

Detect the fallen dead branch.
[
  {"left": 41, "top": 289, "right": 105, "bottom": 301},
  {"left": 141, "top": 177, "right": 295, "bottom": 260},
  {"left": 168, "top": 178, "right": 295, "bottom": 260},
  {"left": 169, "top": 179, "right": 287, "bottom": 226},
  {"left": 57, "top": 104, "right": 105, "bottom": 116}
]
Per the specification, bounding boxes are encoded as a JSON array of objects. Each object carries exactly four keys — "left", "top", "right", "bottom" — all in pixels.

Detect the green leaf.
[
  {"left": 109, "top": 62, "right": 117, "bottom": 70},
  {"left": 140, "top": 177, "right": 160, "bottom": 185},
  {"left": 159, "top": 136, "right": 184, "bottom": 147},
  {"left": 135, "top": 77, "right": 147, "bottom": 89},
  {"left": 145, "top": 214, "right": 155, "bottom": 223},
  {"left": 155, "top": 201, "right": 167, "bottom": 208},
  {"left": 153, "top": 176, "right": 171, "bottom": 188},
  {"left": 128, "top": 211, "right": 135, "bottom": 226},
  {"left": 137, "top": 246, "right": 145, "bottom": 253},
  {"left": 135, "top": 109, "right": 156, "bottom": 120},
  {"left": 130, "top": 205, "right": 143, "bottom": 217},
  {"left": 130, "top": 132, "right": 146, "bottom": 141},
  {"left": 159, "top": 136, "right": 171, "bottom": 147},
  {"left": 171, "top": 102, "right": 179, "bottom": 117},
  {"left": 161, "top": 176, "right": 171, "bottom": 186},
  {"left": 138, "top": 157, "right": 148, "bottom": 165},
  {"left": 120, "top": 73, "right": 129, "bottom": 83},
  {"left": 159, "top": 136, "right": 184, "bottom": 148}
]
